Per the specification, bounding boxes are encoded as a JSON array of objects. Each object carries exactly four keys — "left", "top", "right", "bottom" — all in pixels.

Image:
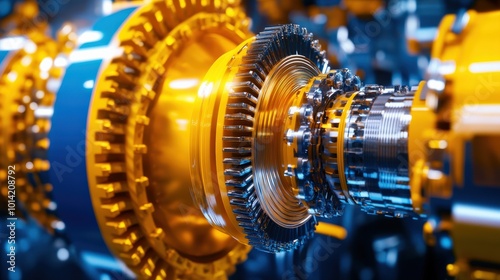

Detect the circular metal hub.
[
  {"left": 192, "top": 24, "right": 329, "bottom": 252},
  {"left": 253, "top": 55, "right": 317, "bottom": 229}
]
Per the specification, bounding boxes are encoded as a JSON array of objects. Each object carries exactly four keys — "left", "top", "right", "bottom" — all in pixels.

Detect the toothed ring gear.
[
  {"left": 222, "top": 24, "right": 330, "bottom": 252},
  {"left": 87, "top": 1, "right": 251, "bottom": 279}
]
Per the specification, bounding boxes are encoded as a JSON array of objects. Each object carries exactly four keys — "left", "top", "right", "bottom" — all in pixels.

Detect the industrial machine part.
[
  {"left": 251, "top": 0, "right": 475, "bottom": 86},
  {"left": 414, "top": 10, "right": 500, "bottom": 278},
  {"left": 49, "top": 1, "right": 253, "bottom": 279},
  {"left": 190, "top": 13, "right": 500, "bottom": 280},
  {"left": 3, "top": 0, "right": 253, "bottom": 279},
  {"left": 1, "top": 0, "right": 500, "bottom": 279},
  {"left": 0, "top": 2, "right": 75, "bottom": 232}
]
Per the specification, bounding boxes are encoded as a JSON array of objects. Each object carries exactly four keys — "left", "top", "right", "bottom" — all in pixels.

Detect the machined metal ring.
[{"left": 86, "top": 1, "right": 252, "bottom": 278}]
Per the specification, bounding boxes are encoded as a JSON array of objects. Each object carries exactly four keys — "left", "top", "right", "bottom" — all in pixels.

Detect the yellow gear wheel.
[
  {"left": 87, "top": 0, "right": 252, "bottom": 278},
  {"left": 0, "top": 25, "right": 74, "bottom": 231}
]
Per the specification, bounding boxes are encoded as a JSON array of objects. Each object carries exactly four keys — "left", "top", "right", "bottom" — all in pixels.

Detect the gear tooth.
[
  {"left": 96, "top": 181, "right": 128, "bottom": 198},
  {"left": 223, "top": 125, "right": 253, "bottom": 133},
  {"left": 219, "top": 24, "right": 325, "bottom": 252},
  {"left": 232, "top": 208, "right": 249, "bottom": 216},
  {"left": 100, "top": 197, "right": 133, "bottom": 218},
  {"left": 95, "top": 162, "right": 126, "bottom": 177},
  {"left": 0, "top": 32, "right": 64, "bottom": 231},
  {"left": 235, "top": 71, "right": 264, "bottom": 87},
  {"left": 139, "top": 254, "right": 159, "bottom": 279},
  {"left": 111, "top": 226, "right": 143, "bottom": 248},
  {"left": 156, "top": 1, "right": 180, "bottom": 30},
  {"left": 230, "top": 197, "right": 252, "bottom": 207},
  {"left": 119, "top": 239, "right": 150, "bottom": 266},
  {"left": 101, "top": 87, "right": 134, "bottom": 102},
  {"left": 105, "top": 67, "right": 137, "bottom": 88},
  {"left": 227, "top": 102, "right": 254, "bottom": 113},
  {"left": 133, "top": 144, "right": 147, "bottom": 154},
  {"left": 222, "top": 157, "right": 251, "bottom": 165},
  {"left": 96, "top": 119, "right": 126, "bottom": 135},
  {"left": 130, "top": 23, "right": 157, "bottom": 48},
  {"left": 152, "top": 265, "right": 168, "bottom": 280},
  {"left": 230, "top": 80, "right": 261, "bottom": 96},
  {"left": 228, "top": 91, "right": 258, "bottom": 104},
  {"left": 77, "top": 1, "right": 253, "bottom": 278},
  {"left": 121, "top": 38, "right": 148, "bottom": 60},
  {"left": 171, "top": 0, "right": 188, "bottom": 20},
  {"left": 112, "top": 237, "right": 135, "bottom": 252},
  {"left": 140, "top": 10, "right": 167, "bottom": 39},
  {"left": 224, "top": 166, "right": 252, "bottom": 177},
  {"left": 94, "top": 141, "right": 125, "bottom": 155},
  {"left": 227, "top": 183, "right": 253, "bottom": 199},
  {"left": 222, "top": 136, "right": 252, "bottom": 143},
  {"left": 224, "top": 113, "right": 254, "bottom": 122},
  {"left": 222, "top": 146, "right": 252, "bottom": 154},
  {"left": 111, "top": 55, "right": 141, "bottom": 73},
  {"left": 132, "top": 115, "right": 149, "bottom": 127},
  {"left": 134, "top": 176, "right": 149, "bottom": 188},
  {"left": 225, "top": 173, "right": 252, "bottom": 188}
]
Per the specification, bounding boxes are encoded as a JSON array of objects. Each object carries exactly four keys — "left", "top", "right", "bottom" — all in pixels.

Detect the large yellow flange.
[
  {"left": 409, "top": 9, "right": 500, "bottom": 279},
  {"left": 87, "top": 0, "right": 252, "bottom": 279}
]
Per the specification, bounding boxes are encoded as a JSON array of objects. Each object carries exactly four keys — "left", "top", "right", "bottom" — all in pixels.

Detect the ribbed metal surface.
[
  {"left": 223, "top": 24, "right": 329, "bottom": 252},
  {"left": 343, "top": 87, "right": 416, "bottom": 218}
]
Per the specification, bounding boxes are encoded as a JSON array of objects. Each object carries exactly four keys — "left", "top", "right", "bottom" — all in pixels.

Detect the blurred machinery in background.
[{"left": 0, "top": 0, "right": 499, "bottom": 280}]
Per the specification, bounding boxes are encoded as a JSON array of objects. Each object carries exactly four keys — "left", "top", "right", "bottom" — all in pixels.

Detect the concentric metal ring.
[
  {"left": 87, "top": 1, "right": 252, "bottom": 278},
  {"left": 252, "top": 55, "right": 318, "bottom": 229},
  {"left": 221, "top": 24, "right": 329, "bottom": 252},
  {"left": 282, "top": 69, "right": 362, "bottom": 219}
]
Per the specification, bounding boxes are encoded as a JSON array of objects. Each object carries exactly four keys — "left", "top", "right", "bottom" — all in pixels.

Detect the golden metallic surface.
[
  {"left": 87, "top": 1, "right": 252, "bottom": 278},
  {"left": 0, "top": 23, "right": 74, "bottom": 231},
  {"left": 193, "top": 25, "right": 333, "bottom": 251},
  {"left": 252, "top": 55, "right": 317, "bottom": 229},
  {"left": 315, "top": 222, "right": 347, "bottom": 240},
  {"left": 190, "top": 37, "right": 255, "bottom": 243},
  {"left": 408, "top": 81, "right": 436, "bottom": 214},
  {"left": 192, "top": 28, "right": 328, "bottom": 245},
  {"left": 427, "top": 9, "right": 500, "bottom": 190},
  {"left": 2, "top": 0, "right": 499, "bottom": 277},
  {"left": 145, "top": 22, "right": 244, "bottom": 261},
  {"left": 409, "top": 9, "right": 500, "bottom": 279}
]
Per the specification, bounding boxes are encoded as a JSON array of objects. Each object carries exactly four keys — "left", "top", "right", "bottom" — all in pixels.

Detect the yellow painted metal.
[
  {"left": 408, "top": 81, "right": 438, "bottom": 214},
  {"left": 87, "top": 1, "right": 252, "bottom": 279},
  {"left": 410, "top": 9, "right": 500, "bottom": 279},
  {"left": 315, "top": 222, "right": 347, "bottom": 240},
  {"left": 0, "top": 10, "right": 75, "bottom": 231},
  {"left": 3, "top": 0, "right": 500, "bottom": 277},
  {"left": 432, "top": 10, "right": 500, "bottom": 184},
  {"left": 191, "top": 37, "right": 255, "bottom": 244}
]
